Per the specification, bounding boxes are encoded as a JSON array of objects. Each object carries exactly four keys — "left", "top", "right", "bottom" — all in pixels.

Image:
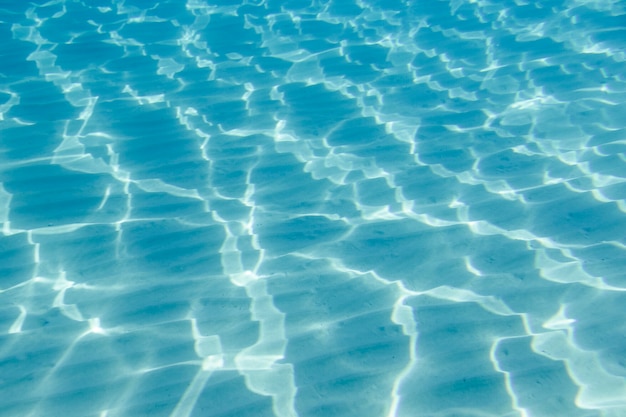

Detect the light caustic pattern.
[{"left": 0, "top": 0, "right": 625, "bottom": 416}]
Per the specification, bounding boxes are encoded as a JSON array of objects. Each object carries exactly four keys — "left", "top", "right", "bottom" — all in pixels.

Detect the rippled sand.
[{"left": 1, "top": 1, "right": 626, "bottom": 416}]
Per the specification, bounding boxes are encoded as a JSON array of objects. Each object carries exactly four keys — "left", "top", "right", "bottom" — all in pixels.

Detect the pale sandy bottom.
[{"left": 1, "top": 1, "right": 626, "bottom": 417}]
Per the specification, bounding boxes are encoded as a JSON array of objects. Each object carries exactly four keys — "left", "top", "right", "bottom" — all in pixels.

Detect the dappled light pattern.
[{"left": 1, "top": 1, "right": 626, "bottom": 416}]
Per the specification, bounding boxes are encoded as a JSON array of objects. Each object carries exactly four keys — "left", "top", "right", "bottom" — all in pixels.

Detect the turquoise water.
[{"left": 1, "top": 1, "right": 626, "bottom": 416}]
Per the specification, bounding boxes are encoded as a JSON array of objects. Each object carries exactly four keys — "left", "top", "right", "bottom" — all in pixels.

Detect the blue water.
[{"left": 1, "top": 1, "right": 625, "bottom": 416}]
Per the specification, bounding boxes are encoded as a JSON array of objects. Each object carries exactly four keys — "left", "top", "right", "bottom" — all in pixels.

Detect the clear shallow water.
[{"left": 1, "top": 0, "right": 625, "bottom": 416}]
